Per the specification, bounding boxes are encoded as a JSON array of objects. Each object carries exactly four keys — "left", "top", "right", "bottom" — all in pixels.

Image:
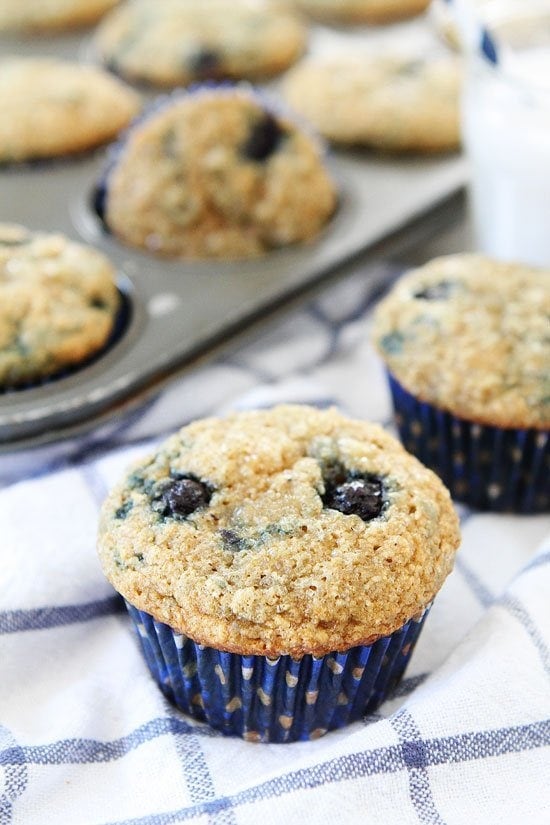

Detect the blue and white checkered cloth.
[{"left": 1, "top": 263, "right": 549, "bottom": 825}]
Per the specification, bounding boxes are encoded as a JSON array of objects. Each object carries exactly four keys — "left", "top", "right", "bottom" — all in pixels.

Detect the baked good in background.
[
  {"left": 290, "top": 0, "right": 430, "bottom": 24},
  {"left": 372, "top": 254, "right": 550, "bottom": 512},
  {"left": 97, "top": 404, "right": 460, "bottom": 741},
  {"left": 94, "top": 0, "right": 307, "bottom": 88},
  {"left": 94, "top": 87, "right": 337, "bottom": 259},
  {"left": 283, "top": 52, "right": 461, "bottom": 153},
  {"left": 0, "top": 0, "right": 118, "bottom": 32},
  {"left": 0, "top": 223, "right": 121, "bottom": 389},
  {"left": 0, "top": 57, "right": 140, "bottom": 163}
]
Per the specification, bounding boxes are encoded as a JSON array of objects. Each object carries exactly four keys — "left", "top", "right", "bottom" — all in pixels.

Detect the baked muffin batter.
[
  {"left": 372, "top": 255, "right": 550, "bottom": 428},
  {"left": 0, "top": 0, "right": 118, "bottom": 32},
  {"left": 0, "top": 58, "right": 140, "bottom": 162},
  {"left": 290, "top": 0, "right": 430, "bottom": 24},
  {"left": 283, "top": 53, "right": 461, "bottom": 153},
  {"left": 0, "top": 224, "right": 120, "bottom": 388},
  {"left": 97, "top": 88, "right": 337, "bottom": 259},
  {"left": 98, "top": 405, "right": 459, "bottom": 657},
  {"left": 95, "top": 0, "right": 307, "bottom": 87}
]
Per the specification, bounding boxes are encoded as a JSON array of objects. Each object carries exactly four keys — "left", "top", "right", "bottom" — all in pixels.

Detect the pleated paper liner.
[
  {"left": 125, "top": 601, "right": 430, "bottom": 743},
  {"left": 387, "top": 372, "right": 549, "bottom": 513}
]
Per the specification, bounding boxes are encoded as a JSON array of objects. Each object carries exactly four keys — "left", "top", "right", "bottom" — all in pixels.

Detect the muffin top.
[
  {"left": 290, "top": 0, "right": 430, "bottom": 25},
  {"left": 94, "top": 0, "right": 307, "bottom": 88},
  {"left": 0, "top": 58, "right": 140, "bottom": 162},
  {"left": 372, "top": 254, "right": 550, "bottom": 429},
  {"left": 98, "top": 87, "right": 336, "bottom": 259},
  {"left": 282, "top": 52, "right": 460, "bottom": 153},
  {"left": 97, "top": 405, "right": 460, "bottom": 657},
  {"left": 0, "top": 224, "right": 120, "bottom": 388},
  {"left": 0, "top": 0, "right": 118, "bottom": 32}
]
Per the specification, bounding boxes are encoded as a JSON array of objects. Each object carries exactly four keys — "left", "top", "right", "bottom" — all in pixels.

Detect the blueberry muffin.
[
  {"left": 94, "top": 0, "right": 307, "bottom": 88},
  {"left": 0, "top": 0, "right": 118, "bottom": 32},
  {"left": 290, "top": 0, "right": 430, "bottom": 24},
  {"left": 0, "top": 58, "right": 140, "bottom": 163},
  {"left": 95, "top": 87, "right": 336, "bottom": 259},
  {"left": 372, "top": 254, "right": 550, "bottom": 512},
  {"left": 97, "top": 404, "right": 460, "bottom": 741},
  {"left": 283, "top": 52, "right": 461, "bottom": 153},
  {"left": 0, "top": 224, "right": 121, "bottom": 389}
]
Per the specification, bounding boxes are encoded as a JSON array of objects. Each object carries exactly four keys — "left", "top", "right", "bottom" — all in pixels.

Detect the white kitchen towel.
[{"left": 1, "top": 264, "right": 549, "bottom": 825}]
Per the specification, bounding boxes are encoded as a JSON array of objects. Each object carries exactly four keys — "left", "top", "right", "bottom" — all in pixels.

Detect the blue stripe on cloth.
[
  {"left": 100, "top": 719, "right": 550, "bottom": 825},
  {"left": 454, "top": 556, "right": 494, "bottom": 607},
  {"left": 0, "top": 595, "right": 123, "bottom": 634},
  {"left": 390, "top": 709, "right": 446, "bottom": 825},
  {"left": 498, "top": 594, "right": 550, "bottom": 676},
  {"left": 81, "top": 463, "right": 110, "bottom": 509},
  {"left": 0, "top": 672, "right": 431, "bottom": 770},
  {"left": 390, "top": 672, "right": 429, "bottom": 699},
  {"left": 522, "top": 550, "right": 550, "bottom": 574},
  {"left": 0, "top": 717, "right": 219, "bottom": 767},
  {"left": 159, "top": 700, "right": 237, "bottom": 825},
  {"left": 2, "top": 718, "right": 547, "bottom": 824},
  {"left": 454, "top": 555, "right": 550, "bottom": 675},
  {"left": 425, "top": 720, "right": 549, "bottom": 764},
  {"left": 0, "top": 726, "right": 28, "bottom": 825}
]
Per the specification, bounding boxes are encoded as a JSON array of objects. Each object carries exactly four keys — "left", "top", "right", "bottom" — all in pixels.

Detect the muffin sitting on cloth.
[
  {"left": 283, "top": 53, "right": 461, "bottom": 154},
  {"left": 0, "top": 58, "right": 140, "bottom": 163},
  {"left": 372, "top": 254, "right": 550, "bottom": 512},
  {"left": 0, "top": 224, "right": 120, "bottom": 390},
  {"left": 94, "top": 87, "right": 337, "bottom": 259},
  {"left": 290, "top": 0, "right": 430, "bottom": 24},
  {"left": 97, "top": 404, "right": 460, "bottom": 742},
  {"left": 94, "top": 0, "right": 307, "bottom": 88}
]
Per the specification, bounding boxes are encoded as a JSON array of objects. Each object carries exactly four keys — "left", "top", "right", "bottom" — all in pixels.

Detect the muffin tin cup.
[
  {"left": 125, "top": 601, "right": 430, "bottom": 743},
  {"left": 0, "top": 287, "right": 131, "bottom": 396},
  {"left": 387, "top": 372, "right": 550, "bottom": 513}
]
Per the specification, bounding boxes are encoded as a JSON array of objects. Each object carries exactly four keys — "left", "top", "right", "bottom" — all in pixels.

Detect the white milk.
[{"left": 463, "top": 46, "right": 550, "bottom": 267}]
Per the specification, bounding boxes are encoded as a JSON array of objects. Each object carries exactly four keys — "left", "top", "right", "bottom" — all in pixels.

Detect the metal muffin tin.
[{"left": 0, "top": 21, "right": 466, "bottom": 447}]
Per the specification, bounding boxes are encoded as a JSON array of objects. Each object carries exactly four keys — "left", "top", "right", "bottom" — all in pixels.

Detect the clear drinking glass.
[{"left": 461, "top": 0, "right": 550, "bottom": 266}]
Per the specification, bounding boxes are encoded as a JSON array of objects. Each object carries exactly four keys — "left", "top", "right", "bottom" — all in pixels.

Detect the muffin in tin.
[
  {"left": 94, "top": 0, "right": 307, "bottom": 88},
  {"left": 0, "top": 58, "right": 141, "bottom": 163},
  {"left": 372, "top": 254, "right": 550, "bottom": 512},
  {"left": 97, "top": 404, "right": 460, "bottom": 742},
  {"left": 290, "top": 0, "right": 430, "bottom": 24},
  {"left": 0, "top": 224, "right": 121, "bottom": 390},
  {"left": 0, "top": 0, "right": 118, "bottom": 32},
  {"left": 283, "top": 52, "right": 461, "bottom": 154},
  {"left": 95, "top": 86, "right": 337, "bottom": 259}
]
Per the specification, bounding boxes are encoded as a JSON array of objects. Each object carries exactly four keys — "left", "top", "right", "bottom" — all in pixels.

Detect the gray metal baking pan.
[
  {"left": 0, "top": 19, "right": 467, "bottom": 446},
  {"left": 0, "top": 149, "right": 466, "bottom": 445}
]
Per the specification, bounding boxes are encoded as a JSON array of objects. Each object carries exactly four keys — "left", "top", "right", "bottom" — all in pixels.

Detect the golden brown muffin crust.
[
  {"left": 283, "top": 53, "right": 461, "bottom": 154},
  {"left": 0, "top": 0, "right": 118, "bottom": 32},
  {"left": 98, "top": 405, "right": 460, "bottom": 657},
  {"left": 372, "top": 254, "right": 550, "bottom": 429},
  {"left": 0, "top": 58, "right": 140, "bottom": 162},
  {"left": 0, "top": 224, "right": 120, "bottom": 387},
  {"left": 95, "top": 0, "right": 307, "bottom": 87},
  {"left": 102, "top": 88, "right": 336, "bottom": 259},
  {"left": 292, "top": 0, "right": 430, "bottom": 24}
]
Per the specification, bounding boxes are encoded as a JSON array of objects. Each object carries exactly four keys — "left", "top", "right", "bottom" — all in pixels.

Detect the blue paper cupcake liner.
[
  {"left": 388, "top": 372, "right": 550, "bottom": 513},
  {"left": 125, "top": 601, "right": 430, "bottom": 743}
]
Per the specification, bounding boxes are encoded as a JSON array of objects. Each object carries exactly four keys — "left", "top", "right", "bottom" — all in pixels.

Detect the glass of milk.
[{"left": 461, "top": 0, "right": 550, "bottom": 266}]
